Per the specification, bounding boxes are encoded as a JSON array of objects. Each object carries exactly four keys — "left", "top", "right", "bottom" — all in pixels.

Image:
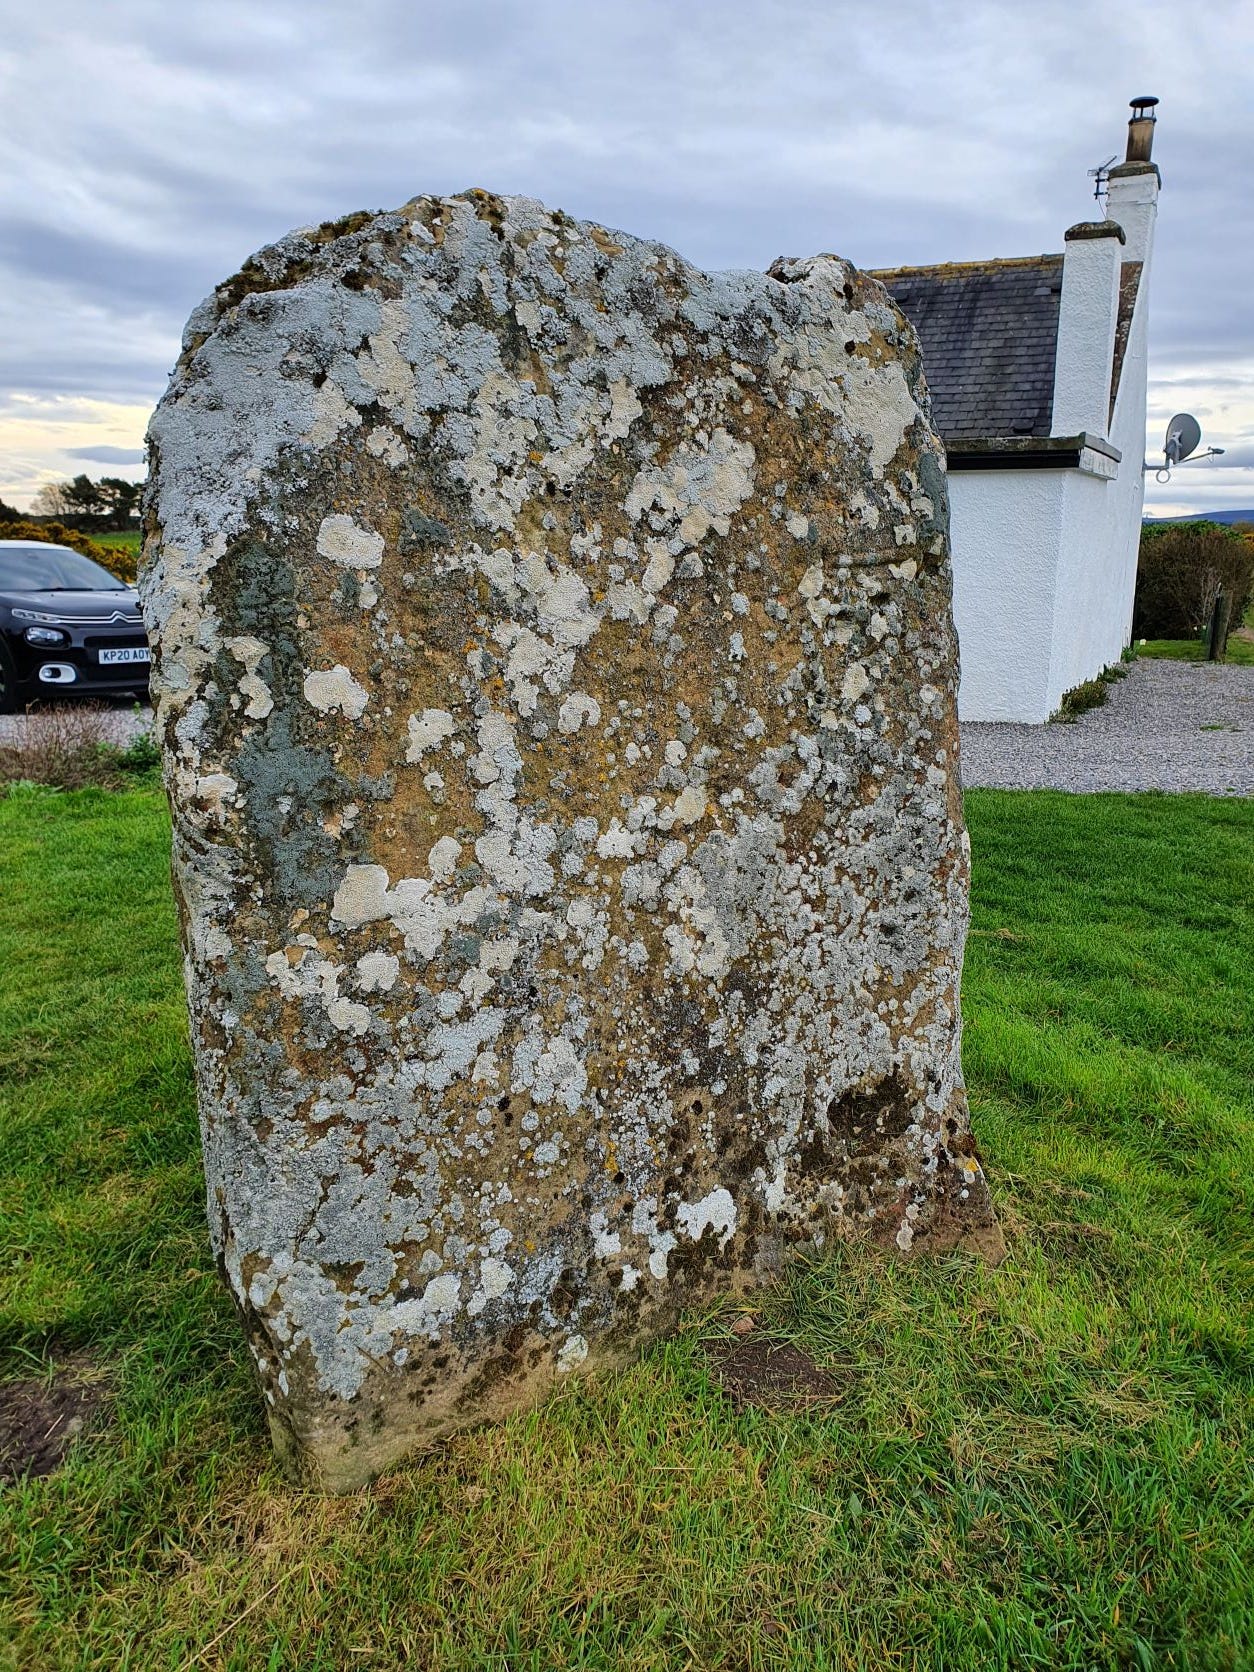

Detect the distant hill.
[{"left": 1144, "top": 509, "right": 1254, "bottom": 525}]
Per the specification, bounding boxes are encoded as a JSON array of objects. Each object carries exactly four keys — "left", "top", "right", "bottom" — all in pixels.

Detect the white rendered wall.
[
  {"left": 948, "top": 468, "right": 1065, "bottom": 722},
  {"left": 954, "top": 433, "right": 1142, "bottom": 722},
  {"left": 1103, "top": 181, "right": 1156, "bottom": 651},
  {"left": 952, "top": 188, "right": 1155, "bottom": 722},
  {"left": 1105, "top": 302, "right": 1152, "bottom": 652},
  {"left": 1047, "top": 465, "right": 1120, "bottom": 706},
  {"left": 1052, "top": 233, "right": 1123, "bottom": 437},
  {"left": 1106, "top": 166, "right": 1158, "bottom": 265},
  {"left": 1045, "top": 210, "right": 1155, "bottom": 706}
]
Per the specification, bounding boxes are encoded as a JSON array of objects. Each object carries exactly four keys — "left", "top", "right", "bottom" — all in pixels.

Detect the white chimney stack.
[
  {"left": 1051, "top": 220, "right": 1125, "bottom": 439},
  {"left": 1105, "top": 95, "right": 1161, "bottom": 265}
]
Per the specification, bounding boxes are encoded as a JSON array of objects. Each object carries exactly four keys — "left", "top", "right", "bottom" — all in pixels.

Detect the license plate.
[{"left": 98, "top": 646, "right": 151, "bottom": 665}]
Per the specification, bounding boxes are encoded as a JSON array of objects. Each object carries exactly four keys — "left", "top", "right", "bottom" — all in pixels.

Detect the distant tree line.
[{"left": 28, "top": 474, "right": 142, "bottom": 532}]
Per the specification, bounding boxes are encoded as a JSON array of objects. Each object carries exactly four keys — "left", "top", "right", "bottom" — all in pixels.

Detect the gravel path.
[
  {"left": 960, "top": 659, "right": 1254, "bottom": 796},
  {"left": 3, "top": 660, "right": 1251, "bottom": 797},
  {"left": 0, "top": 703, "right": 153, "bottom": 749}
]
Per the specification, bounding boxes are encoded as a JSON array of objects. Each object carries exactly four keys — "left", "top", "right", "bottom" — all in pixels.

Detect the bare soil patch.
[
  {"left": 0, "top": 1354, "right": 111, "bottom": 1483},
  {"left": 706, "top": 1333, "right": 848, "bottom": 1413}
]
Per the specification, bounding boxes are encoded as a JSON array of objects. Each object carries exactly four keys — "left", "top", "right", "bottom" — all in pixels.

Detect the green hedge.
[{"left": 1133, "top": 520, "right": 1254, "bottom": 655}]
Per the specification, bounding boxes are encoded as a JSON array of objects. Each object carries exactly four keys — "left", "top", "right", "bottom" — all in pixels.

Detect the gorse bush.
[
  {"left": 0, "top": 518, "right": 137, "bottom": 584},
  {"left": 1133, "top": 519, "right": 1254, "bottom": 654}
]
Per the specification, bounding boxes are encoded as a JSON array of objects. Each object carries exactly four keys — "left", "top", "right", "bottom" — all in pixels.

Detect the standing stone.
[{"left": 142, "top": 191, "right": 1000, "bottom": 1490}]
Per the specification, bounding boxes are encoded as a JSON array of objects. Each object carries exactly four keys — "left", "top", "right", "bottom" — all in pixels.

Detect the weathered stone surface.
[{"left": 142, "top": 190, "right": 1000, "bottom": 1490}]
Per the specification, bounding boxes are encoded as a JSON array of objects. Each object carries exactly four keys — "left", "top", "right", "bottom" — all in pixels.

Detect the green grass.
[
  {"left": 89, "top": 530, "right": 140, "bottom": 585},
  {"left": 1, "top": 787, "right": 1251, "bottom": 1670},
  {"left": 1139, "top": 635, "right": 1254, "bottom": 666},
  {"left": 94, "top": 531, "right": 141, "bottom": 558}
]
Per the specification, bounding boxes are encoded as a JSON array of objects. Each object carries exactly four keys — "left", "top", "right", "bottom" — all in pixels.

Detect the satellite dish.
[{"left": 1165, "top": 413, "right": 1201, "bottom": 467}]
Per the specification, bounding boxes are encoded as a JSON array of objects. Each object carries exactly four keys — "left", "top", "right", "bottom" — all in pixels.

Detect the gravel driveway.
[
  {"left": 959, "top": 659, "right": 1254, "bottom": 796},
  {"left": 2, "top": 659, "right": 1251, "bottom": 797},
  {"left": 0, "top": 703, "right": 154, "bottom": 749}
]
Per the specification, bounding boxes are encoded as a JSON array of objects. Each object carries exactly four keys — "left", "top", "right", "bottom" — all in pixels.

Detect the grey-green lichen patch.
[{"left": 141, "top": 189, "right": 1001, "bottom": 1492}]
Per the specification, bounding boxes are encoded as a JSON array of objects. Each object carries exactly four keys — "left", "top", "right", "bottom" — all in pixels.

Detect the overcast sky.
[{"left": 1, "top": 0, "right": 1251, "bottom": 517}]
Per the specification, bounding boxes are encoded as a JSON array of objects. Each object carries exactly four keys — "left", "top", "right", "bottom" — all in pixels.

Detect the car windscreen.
[{"left": 0, "top": 544, "right": 128, "bottom": 592}]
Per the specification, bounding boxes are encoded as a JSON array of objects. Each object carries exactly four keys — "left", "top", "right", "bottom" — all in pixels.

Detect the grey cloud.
[
  {"left": 64, "top": 445, "right": 146, "bottom": 466},
  {"left": 0, "top": 217, "right": 214, "bottom": 311},
  {"left": 1, "top": 0, "right": 1251, "bottom": 476}
]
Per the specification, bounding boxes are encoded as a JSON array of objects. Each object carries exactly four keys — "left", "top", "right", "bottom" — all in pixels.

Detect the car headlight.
[{"left": 23, "top": 625, "right": 68, "bottom": 646}]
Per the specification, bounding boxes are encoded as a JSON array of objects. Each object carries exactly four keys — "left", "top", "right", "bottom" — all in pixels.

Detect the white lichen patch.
[
  {"left": 466, "top": 1257, "right": 515, "bottom": 1317},
  {"left": 556, "top": 1334, "right": 589, "bottom": 1373},
  {"left": 427, "top": 835, "right": 462, "bottom": 881},
  {"left": 330, "top": 864, "right": 391, "bottom": 929},
  {"left": 316, "top": 514, "right": 384, "bottom": 568},
  {"left": 672, "top": 785, "right": 706, "bottom": 826},
  {"left": 365, "top": 425, "right": 407, "bottom": 467},
  {"left": 625, "top": 427, "right": 756, "bottom": 545},
  {"left": 356, "top": 951, "right": 400, "bottom": 993},
  {"left": 304, "top": 665, "right": 369, "bottom": 718},
  {"left": 226, "top": 635, "right": 274, "bottom": 719},
  {"left": 326, "top": 996, "right": 372, "bottom": 1034},
  {"left": 406, "top": 708, "right": 456, "bottom": 761},
  {"left": 676, "top": 1189, "right": 737, "bottom": 1248},
  {"left": 193, "top": 772, "right": 238, "bottom": 818},
  {"left": 557, "top": 692, "right": 601, "bottom": 735},
  {"left": 841, "top": 663, "right": 872, "bottom": 704}
]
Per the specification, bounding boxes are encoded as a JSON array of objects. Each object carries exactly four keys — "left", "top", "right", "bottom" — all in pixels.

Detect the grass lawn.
[
  {"left": 1, "top": 786, "right": 1251, "bottom": 1670},
  {"left": 94, "top": 531, "right": 141, "bottom": 558},
  {"left": 1140, "top": 599, "right": 1254, "bottom": 668},
  {"left": 1139, "top": 637, "right": 1254, "bottom": 667},
  {"left": 92, "top": 531, "right": 141, "bottom": 585}
]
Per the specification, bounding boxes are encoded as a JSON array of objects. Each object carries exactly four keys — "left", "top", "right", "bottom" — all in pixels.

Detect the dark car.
[{"left": 0, "top": 541, "right": 150, "bottom": 713}]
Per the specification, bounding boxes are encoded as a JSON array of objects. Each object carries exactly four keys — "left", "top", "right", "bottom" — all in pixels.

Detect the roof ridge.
[{"left": 869, "top": 254, "right": 1063, "bottom": 279}]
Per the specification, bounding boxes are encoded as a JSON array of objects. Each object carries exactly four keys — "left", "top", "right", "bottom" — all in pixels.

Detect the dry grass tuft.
[{"left": 0, "top": 703, "right": 155, "bottom": 790}]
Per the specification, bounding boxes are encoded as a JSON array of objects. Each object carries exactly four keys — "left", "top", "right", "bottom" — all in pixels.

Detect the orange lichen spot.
[{"left": 587, "top": 225, "right": 625, "bottom": 258}]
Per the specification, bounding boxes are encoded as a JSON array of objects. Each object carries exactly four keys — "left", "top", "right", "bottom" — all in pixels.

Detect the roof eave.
[{"left": 944, "top": 432, "right": 1122, "bottom": 472}]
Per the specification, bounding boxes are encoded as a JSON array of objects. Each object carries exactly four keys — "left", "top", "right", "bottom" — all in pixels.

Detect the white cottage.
[{"left": 874, "top": 98, "right": 1161, "bottom": 722}]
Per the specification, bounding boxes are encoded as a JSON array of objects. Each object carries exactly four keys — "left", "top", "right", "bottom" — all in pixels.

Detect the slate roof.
[{"left": 871, "top": 255, "right": 1064, "bottom": 443}]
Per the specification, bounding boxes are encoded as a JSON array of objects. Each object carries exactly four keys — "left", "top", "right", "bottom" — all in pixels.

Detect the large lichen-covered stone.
[{"left": 142, "top": 190, "right": 1000, "bottom": 1491}]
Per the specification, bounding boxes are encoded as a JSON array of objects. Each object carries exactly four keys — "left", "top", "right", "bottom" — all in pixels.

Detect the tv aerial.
[
  {"left": 1088, "top": 154, "right": 1118, "bottom": 204},
  {"left": 1153, "top": 413, "right": 1225, "bottom": 483}
]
